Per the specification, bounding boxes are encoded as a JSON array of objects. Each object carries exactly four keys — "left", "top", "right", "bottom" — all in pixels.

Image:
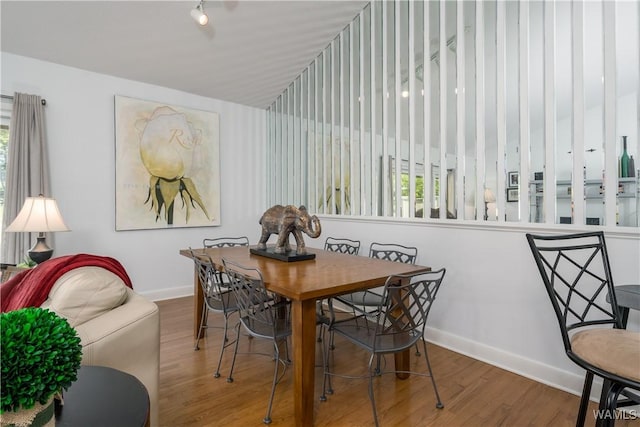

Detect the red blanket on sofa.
[{"left": 1, "top": 254, "right": 133, "bottom": 312}]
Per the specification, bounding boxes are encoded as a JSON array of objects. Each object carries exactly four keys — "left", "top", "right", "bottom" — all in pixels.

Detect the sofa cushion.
[{"left": 40, "top": 266, "right": 128, "bottom": 327}]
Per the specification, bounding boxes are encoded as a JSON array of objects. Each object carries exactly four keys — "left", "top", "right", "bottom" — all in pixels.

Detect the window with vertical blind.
[{"left": 267, "top": 0, "right": 639, "bottom": 228}]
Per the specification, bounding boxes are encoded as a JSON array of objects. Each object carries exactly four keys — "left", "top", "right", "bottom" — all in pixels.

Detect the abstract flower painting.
[{"left": 115, "top": 96, "right": 221, "bottom": 230}]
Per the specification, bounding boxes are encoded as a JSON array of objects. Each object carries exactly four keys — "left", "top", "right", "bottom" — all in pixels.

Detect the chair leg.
[
  {"left": 320, "top": 325, "right": 333, "bottom": 400},
  {"left": 226, "top": 322, "right": 242, "bottom": 383},
  {"left": 374, "top": 354, "right": 382, "bottom": 375},
  {"left": 194, "top": 303, "right": 208, "bottom": 350},
  {"left": 595, "top": 379, "right": 624, "bottom": 427},
  {"left": 323, "top": 299, "right": 337, "bottom": 350},
  {"left": 596, "top": 378, "right": 609, "bottom": 427},
  {"left": 317, "top": 300, "right": 325, "bottom": 342},
  {"left": 422, "top": 340, "right": 444, "bottom": 409},
  {"left": 263, "top": 342, "right": 282, "bottom": 424},
  {"left": 214, "top": 314, "right": 230, "bottom": 378},
  {"left": 367, "top": 353, "right": 380, "bottom": 427},
  {"left": 576, "top": 372, "right": 594, "bottom": 427},
  {"left": 283, "top": 336, "right": 292, "bottom": 364}
]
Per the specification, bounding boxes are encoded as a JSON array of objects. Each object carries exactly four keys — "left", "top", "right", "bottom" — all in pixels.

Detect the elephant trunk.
[{"left": 305, "top": 215, "right": 322, "bottom": 238}]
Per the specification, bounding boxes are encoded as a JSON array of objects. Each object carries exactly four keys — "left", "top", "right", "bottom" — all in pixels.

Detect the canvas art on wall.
[{"left": 115, "top": 95, "right": 221, "bottom": 230}]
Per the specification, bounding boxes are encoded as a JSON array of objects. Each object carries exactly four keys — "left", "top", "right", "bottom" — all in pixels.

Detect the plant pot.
[{"left": 0, "top": 396, "right": 55, "bottom": 427}]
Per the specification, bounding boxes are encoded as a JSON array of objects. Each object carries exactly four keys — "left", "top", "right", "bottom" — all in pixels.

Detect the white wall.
[
  {"left": 308, "top": 216, "right": 640, "bottom": 400},
  {"left": 1, "top": 53, "right": 267, "bottom": 299}
]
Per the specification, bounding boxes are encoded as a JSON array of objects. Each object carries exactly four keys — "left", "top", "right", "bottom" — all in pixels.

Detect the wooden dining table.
[{"left": 180, "top": 245, "right": 430, "bottom": 427}]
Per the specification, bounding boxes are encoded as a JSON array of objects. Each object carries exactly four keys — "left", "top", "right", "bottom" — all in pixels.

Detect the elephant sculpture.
[{"left": 257, "top": 205, "right": 321, "bottom": 255}]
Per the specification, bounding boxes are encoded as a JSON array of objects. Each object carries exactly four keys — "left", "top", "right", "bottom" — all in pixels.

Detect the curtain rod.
[{"left": 0, "top": 94, "right": 47, "bottom": 106}]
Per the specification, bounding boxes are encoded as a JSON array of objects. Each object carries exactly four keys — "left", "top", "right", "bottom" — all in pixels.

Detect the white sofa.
[{"left": 40, "top": 266, "right": 160, "bottom": 427}]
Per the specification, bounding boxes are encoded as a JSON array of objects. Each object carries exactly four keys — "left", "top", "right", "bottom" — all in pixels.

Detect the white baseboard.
[
  {"left": 425, "top": 326, "right": 604, "bottom": 402},
  {"left": 140, "top": 285, "right": 193, "bottom": 302}
]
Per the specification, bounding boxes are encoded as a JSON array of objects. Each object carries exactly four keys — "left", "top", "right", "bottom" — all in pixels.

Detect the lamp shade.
[
  {"left": 484, "top": 188, "right": 496, "bottom": 203},
  {"left": 5, "top": 196, "right": 70, "bottom": 233}
]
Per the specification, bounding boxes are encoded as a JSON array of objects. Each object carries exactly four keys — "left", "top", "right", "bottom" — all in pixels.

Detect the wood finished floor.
[{"left": 158, "top": 296, "right": 637, "bottom": 426}]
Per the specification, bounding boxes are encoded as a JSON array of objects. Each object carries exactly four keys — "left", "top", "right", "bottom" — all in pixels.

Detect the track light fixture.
[{"left": 191, "top": 0, "right": 209, "bottom": 26}]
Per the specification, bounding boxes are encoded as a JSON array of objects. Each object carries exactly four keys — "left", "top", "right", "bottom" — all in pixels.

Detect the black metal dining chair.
[
  {"left": 203, "top": 236, "right": 250, "bottom": 248},
  {"left": 195, "top": 236, "right": 249, "bottom": 350},
  {"left": 193, "top": 237, "right": 249, "bottom": 352},
  {"left": 335, "top": 242, "right": 418, "bottom": 317},
  {"left": 333, "top": 242, "right": 421, "bottom": 359},
  {"left": 321, "top": 268, "right": 446, "bottom": 427},
  {"left": 222, "top": 258, "right": 292, "bottom": 425},
  {"left": 526, "top": 231, "right": 640, "bottom": 427},
  {"left": 188, "top": 249, "right": 240, "bottom": 379},
  {"left": 317, "top": 237, "right": 362, "bottom": 344},
  {"left": 324, "top": 236, "right": 361, "bottom": 255}
]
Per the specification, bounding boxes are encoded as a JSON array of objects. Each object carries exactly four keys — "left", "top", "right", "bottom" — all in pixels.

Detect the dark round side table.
[{"left": 55, "top": 365, "right": 150, "bottom": 427}]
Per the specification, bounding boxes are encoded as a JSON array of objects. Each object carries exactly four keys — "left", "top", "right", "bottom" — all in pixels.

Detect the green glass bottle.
[{"left": 621, "top": 136, "right": 629, "bottom": 178}]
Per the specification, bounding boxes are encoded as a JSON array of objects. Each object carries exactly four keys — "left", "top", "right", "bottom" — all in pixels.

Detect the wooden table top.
[{"left": 180, "top": 246, "right": 430, "bottom": 301}]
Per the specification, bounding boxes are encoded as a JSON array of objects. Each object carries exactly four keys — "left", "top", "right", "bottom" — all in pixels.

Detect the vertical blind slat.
[
  {"left": 603, "top": 0, "right": 617, "bottom": 226},
  {"left": 456, "top": 0, "right": 466, "bottom": 219},
  {"left": 572, "top": 2, "right": 585, "bottom": 226},
  {"left": 339, "top": 33, "right": 345, "bottom": 214},
  {"left": 349, "top": 21, "right": 355, "bottom": 216},
  {"left": 382, "top": 3, "right": 389, "bottom": 216},
  {"left": 439, "top": 0, "right": 447, "bottom": 219},
  {"left": 476, "top": 1, "right": 486, "bottom": 220},
  {"left": 370, "top": 4, "right": 377, "bottom": 216},
  {"left": 543, "top": 1, "right": 556, "bottom": 224},
  {"left": 395, "top": 0, "right": 402, "bottom": 217},
  {"left": 359, "top": 11, "right": 366, "bottom": 216},
  {"left": 519, "top": 1, "right": 530, "bottom": 223},
  {"left": 423, "top": 2, "right": 431, "bottom": 219},
  {"left": 408, "top": 0, "right": 416, "bottom": 218},
  {"left": 496, "top": 0, "right": 506, "bottom": 222}
]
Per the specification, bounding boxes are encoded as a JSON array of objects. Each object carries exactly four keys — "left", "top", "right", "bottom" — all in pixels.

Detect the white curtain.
[{"left": 1, "top": 93, "right": 50, "bottom": 264}]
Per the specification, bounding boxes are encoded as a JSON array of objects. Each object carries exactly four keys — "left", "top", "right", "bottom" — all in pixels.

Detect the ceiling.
[{"left": 0, "top": 1, "right": 368, "bottom": 109}]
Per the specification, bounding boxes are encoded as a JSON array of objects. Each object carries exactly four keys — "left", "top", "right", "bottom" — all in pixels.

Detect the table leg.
[
  {"left": 394, "top": 351, "right": 410, "bottom": 379},
  {"left": 193, "top": 267, "right": 204, "bottom": 340},
  {"left": 388, "top": 286, "right": 411, "bottom": 379},
  {"left": 291, "top": 299, "right": 317, "bottom": 427}
]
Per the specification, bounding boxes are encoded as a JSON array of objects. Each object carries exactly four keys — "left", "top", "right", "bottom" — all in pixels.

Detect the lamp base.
[{"left": 28, "top": 236, "right": 54, "bottom": 264}]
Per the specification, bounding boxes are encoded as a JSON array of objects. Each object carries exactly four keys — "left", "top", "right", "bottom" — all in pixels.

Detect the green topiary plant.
[{"left": 0, "top": 307, "right": 83, "bottom": 414}]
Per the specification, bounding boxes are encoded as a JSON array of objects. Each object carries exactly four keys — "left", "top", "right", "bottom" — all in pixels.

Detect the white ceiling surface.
[{"left": 1, "top": 1, "right": 368, "bottom": 109}]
